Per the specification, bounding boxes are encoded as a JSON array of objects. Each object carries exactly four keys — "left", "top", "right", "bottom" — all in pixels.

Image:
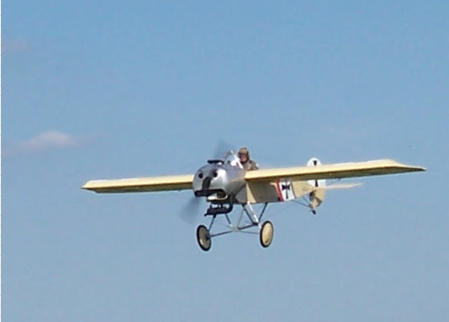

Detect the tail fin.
[
  {"left": 306, "top": 157, "right": 326, "bottom": 213},
  {"left": 307, "top": 157, "right": 326, "bottom": 188},
  {"left": 305, "top": 158, "right": 362, "bottom": 214}
]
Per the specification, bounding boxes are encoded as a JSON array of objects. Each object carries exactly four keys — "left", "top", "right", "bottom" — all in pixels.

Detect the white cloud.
[{"left": 5, "top": 130, "right": 85, "bottom": 156}]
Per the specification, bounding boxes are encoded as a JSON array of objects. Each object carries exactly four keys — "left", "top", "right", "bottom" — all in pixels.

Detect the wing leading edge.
[
  {"left": 82, "top": 174, "right": 194, "bottom": 193},
  {"left": 245, "top": 159, "right": 425, "bottom": 182}
]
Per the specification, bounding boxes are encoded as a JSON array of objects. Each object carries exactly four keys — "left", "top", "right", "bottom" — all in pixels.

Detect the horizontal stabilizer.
[{"left": 322, "top": 183, "right": 363, "bottom": 190}]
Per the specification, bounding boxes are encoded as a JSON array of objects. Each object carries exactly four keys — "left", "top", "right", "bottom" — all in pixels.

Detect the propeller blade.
[
  {"left": 178, "top": 196, "right": 205, "bottom": 225},
  {"left": 213, "top": 139, "right": 235, "bottom": 159}
]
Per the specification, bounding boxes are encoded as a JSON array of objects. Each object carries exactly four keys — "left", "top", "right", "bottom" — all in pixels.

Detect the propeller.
[
  {"left": 213, "top": 139, "right": 235, "bottom": 160},
  {"left": 178, "top": 139, "right": 235, "bottom": 225},
  {"left": 178, "top": 196, "right": 206, "bottom": 225}
]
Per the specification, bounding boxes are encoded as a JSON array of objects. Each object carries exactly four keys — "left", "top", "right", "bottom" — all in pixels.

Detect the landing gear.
[
  {"left": 196, "top": 203, "right": 272, "bottom": 251},
  {"left": 196, "top": 225, "right": 211, "bottom": 251},
  {"left": 259, "top": 221, "right": 274, "bottom": 248}
]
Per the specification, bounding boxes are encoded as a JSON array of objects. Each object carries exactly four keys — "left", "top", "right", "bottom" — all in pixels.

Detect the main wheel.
[
  {"left": 259, "top": 221, "right": 274, "bottom": 248},
  {"left": 196, "top": 225, "right": 211, "bottom": 251}
]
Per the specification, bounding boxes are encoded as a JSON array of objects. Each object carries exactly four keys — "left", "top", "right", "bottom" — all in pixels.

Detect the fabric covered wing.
[
  {"left": 245, "top": 159, "right": 425, "bottom": 182},
  {"left": 82, "top": 174, "right": 194, "bottom": 193}
]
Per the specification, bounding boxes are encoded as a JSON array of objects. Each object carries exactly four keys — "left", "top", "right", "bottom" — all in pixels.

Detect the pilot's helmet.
[{"left": 238, "top": 147, "right": 250, "bottom": 159}]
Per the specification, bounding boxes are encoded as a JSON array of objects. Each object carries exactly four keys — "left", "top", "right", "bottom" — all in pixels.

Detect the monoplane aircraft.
[{"left": 83, "top": 151, "right": 425, "bottom": 251}]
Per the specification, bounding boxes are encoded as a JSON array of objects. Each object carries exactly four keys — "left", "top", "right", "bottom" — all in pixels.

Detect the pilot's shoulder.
[{"left": 249, "top": 160, "right": 259, "bottom": 170}]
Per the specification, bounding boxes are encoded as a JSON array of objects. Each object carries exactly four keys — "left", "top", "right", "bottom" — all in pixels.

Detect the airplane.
[{"left": 82, "top": 151, "right": 425, "bottom": 251}]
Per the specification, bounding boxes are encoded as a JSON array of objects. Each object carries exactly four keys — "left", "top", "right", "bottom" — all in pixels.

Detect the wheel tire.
[
  {"left": 259, "top": 221, "right": 274, "bottom": 248},
  {"left": 196, "top": 225, "right": 211, "bottom": 251}
]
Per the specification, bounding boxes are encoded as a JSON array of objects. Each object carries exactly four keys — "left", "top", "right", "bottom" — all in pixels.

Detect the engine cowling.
[{"left": 192, "top": 160, "right": 245, "bottom": 202}]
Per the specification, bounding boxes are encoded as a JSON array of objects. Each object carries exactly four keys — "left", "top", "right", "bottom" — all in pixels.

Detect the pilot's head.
[{"left": 238, "top": 147, "right": 250, "bottom": 164}]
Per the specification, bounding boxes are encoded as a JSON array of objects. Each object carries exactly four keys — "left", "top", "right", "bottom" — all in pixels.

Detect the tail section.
[
  {"left": 307, "top": 157, "right": 326, "bottom": 188},
  {"left": 306, "top": 157, "right": 326, "bottom": 213},
  {"left": 305, "top": 158, "right": 362, "bottom": 214}
]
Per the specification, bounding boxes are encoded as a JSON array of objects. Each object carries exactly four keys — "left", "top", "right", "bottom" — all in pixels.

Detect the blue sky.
[{"left": 3, "top": 1, "right": 448, "bottom": 321}]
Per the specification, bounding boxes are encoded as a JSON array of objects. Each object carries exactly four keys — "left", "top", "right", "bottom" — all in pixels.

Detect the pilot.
[{"left": 238, "top": 147, "right": 259, "bottom": 171}]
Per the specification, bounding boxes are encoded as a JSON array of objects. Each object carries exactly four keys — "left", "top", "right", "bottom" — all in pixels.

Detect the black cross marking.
[{"left": 281, "top": 183, "right": 292, "bottom": 200}]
